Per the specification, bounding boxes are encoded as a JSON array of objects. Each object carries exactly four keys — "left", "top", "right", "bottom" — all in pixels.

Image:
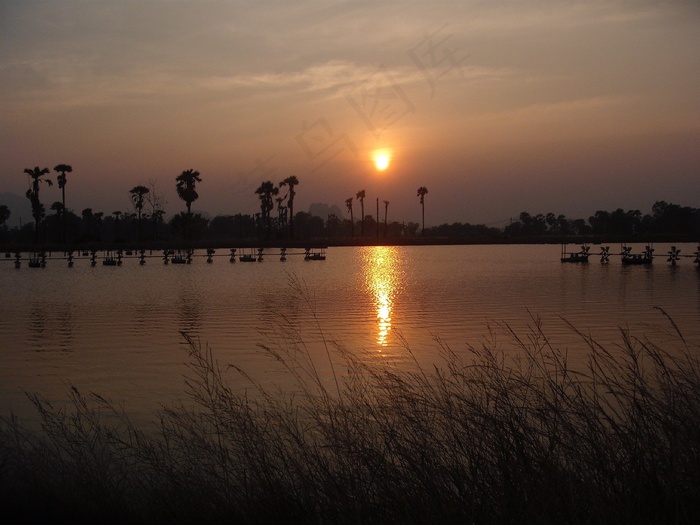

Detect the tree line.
[
  {"left": 501, "top": 203, "right": 700, "bottom": 239},
  {"left": 1, "top": 164, "right": 698, "bottom": 247},
  {"left": 0, "top": 165, "right": 432, "bottom": 247}
]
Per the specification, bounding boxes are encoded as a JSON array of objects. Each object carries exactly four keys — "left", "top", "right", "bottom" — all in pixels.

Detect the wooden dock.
[{"left": 3, "top": 246, "right": 329, "bottom": 268}]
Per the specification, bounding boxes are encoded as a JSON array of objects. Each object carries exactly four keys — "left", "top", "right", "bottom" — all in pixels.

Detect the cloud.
[
  {"left": 199, "top": 60, "right": 378, "bottom": 92},
  {"left": 2, "top": 1, "right": 698, "bottom": 224}
]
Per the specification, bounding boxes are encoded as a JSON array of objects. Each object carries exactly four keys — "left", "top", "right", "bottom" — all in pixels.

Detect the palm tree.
[
  {"left": 417, "top": 186, "right": 428, "bottom": 235},
  {"left": 129, "top": 185, "right": 150, "bottom": 243},
  {"left": 275, "top": 196, "right": 287, "bottom": 228},
  {"left": 24, "top": 166, "right": 52, "bottom": 244},
  {"left": 345, "top": 197, "right": 354, "bottom": 238},
  {"left": 279, "top": 175, "right": 299, "bottom": 239},
  {"left": 255, "top": 180, "right": 279, "bottom": 240},
  {"left": 54, "top": 164, "right": 72, "bottom": 245},
  {"left": 383, "top": 200, "right": 389, "bottom": 237},
  {"left": 176, "top": 169, "right": 201, "bottom": 240},
  {"left": 175, "top": 169, "right": 201, "bottom": 215},
  {"left": 356, "top": 189, "right": 366, "bottom": 236}
]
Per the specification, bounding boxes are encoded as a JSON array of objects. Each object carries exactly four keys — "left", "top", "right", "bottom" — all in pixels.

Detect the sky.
[{"left": 1, "top": 0, "right": 699, "bottom": 228}]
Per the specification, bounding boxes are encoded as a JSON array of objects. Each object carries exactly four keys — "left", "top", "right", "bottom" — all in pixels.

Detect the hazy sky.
[{"left": 1, "top": 1, "right": 698, "bottom": 227}]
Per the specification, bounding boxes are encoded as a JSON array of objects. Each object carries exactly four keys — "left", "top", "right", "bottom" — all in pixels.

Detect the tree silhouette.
[
  {"left": 145, "top": 179, "right": 167, "bottom": 241},
  {"left": 255, "top": 180, "right": 279, "bottom": 240},
  {"left": 279, "top": 175, "right": 299, "bottom": 239},
  {"left": 356, "top": 189, "right": 366, "bottom": 236},
  {"left": 345, "top": 197, "right": 354, "bottom": 238},
  {"left": 54, "top": 164, "right": 72, "bottom": 245},
  {"left": 275, "top": 196, "right": 287, "bottom": 229},
  {"left": 417, "top": 186, "right": 428, "bottom": 235},
  {"left": 176, "top": 169, "right": 201, "bottom": 215},
  {"left": 24, "top": 166, "right": 52, "bottom": 244},
  {"left": 129, "top": 185, "right": 150, "bottom": 243},
  {"left": 383, "top": 200, "right": 389, "bottom": 237},
  {"left": 176, "top": 169, "right": 201, "bottom": 240}
]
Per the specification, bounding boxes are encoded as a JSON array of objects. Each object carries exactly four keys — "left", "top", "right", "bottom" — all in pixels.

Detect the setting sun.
[{"left": 373, "top": 150, "right": 392, "bottom": 171}]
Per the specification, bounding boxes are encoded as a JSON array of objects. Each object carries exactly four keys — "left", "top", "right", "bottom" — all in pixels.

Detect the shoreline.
[{"left": 2, "top": 234, "right": 699, "bottom": 254}]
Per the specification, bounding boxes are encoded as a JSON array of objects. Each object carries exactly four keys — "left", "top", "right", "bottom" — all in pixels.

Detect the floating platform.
[
  {"left": 560, "top": 244, "right": 589, "bottom": 263},
  {"left": 561, "top": 243, "right": 700, "bottom": 266}
]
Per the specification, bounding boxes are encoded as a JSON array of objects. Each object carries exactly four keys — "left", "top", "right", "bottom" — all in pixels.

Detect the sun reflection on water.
[{"left": 362, "top": 246, "right": 402, "bottom": 348}]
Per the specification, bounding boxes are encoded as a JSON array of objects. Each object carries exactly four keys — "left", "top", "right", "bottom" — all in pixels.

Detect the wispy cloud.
[{"left": 200, "top": 60, "right": 377, "bottom": 92}]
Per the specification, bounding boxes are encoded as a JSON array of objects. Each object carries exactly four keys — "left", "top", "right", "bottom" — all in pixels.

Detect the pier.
[{"left": 2, "top": 246, "right": 328, "bottom": 268}]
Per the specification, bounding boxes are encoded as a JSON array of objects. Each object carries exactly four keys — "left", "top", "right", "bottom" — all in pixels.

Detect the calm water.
[{"left": 2, "top": 244, "right": 699, "bottom": 424}]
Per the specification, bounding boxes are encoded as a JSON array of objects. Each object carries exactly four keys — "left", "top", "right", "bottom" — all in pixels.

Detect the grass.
[{"left": 2, "top": 284, "right": 700, "bottom": 523}]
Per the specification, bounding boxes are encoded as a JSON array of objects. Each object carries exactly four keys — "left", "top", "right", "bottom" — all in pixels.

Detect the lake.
[{"left": 2, "top": 243, "right": 699, "bottom": 425}]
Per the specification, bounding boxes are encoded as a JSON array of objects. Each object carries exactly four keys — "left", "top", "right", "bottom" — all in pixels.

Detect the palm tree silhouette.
[
  {"left": 129, "top": 185, "right": 150, "bottom": 243},
  {"left": 383, "top": 200, "right": 389, "bottom": 237},
  {"left": 417, "top": 186, "right": 428, "bottom": 235},
  {"left": 176, "top": 169, "right": 201, "bottom": 240},
  {"left": 54, "top": 164, "right": 72, "bottom": 245},
  {"left": 24, "top": 166, "right": 52, "bottom": 244},
  {"left": 345, "top": 197, "right": 354, "bottom": 238},
  {"left": 279, "top": 175, "right": 299, "bottom": 239},
  {"left": 255, "top": 180, "right": 279, "bottom": 240},
  {"left": 275, "top": 196, "right": 287, "bottom": 228},
  {"left": 356, "top": 189, "right": 366, "bottom": 236},
  {"left": 176, "top": 169, "right": 201, "bottom": 215}
]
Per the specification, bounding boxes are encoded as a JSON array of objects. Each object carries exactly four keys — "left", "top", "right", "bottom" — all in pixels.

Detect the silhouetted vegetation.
[
  {"left": 23, "top": 166, "right": 52, "bottom": 244},
  {"left": 3, "top": 199, "right": 699, "bottom": 249},
  {"left": 345, "top": 197, "right": 354, "bottom": 238},
  {"left": 279, "top": 175, "right": 299, "bottom": 239},
  {"left": 356, "top": 189, "right": 366, "bottom": 237},
  {"left": 417, "top": 186, "right": 428, "bottom": 235},
  {"left": 129, "top": 185, "right": 149, "bottom": 243},
  {"left": 53, "top": 164, "right": 72, "bottom": 245},
  {"left": 2, "top": 297, "right": 699, "bottom": 524},
  {"left": 502, "top": 202, "right": 700, "bottom": 239},
  {"left": 175, "top": 169, "right": 202, "bottom": 240},
  {"left": 3, "top": 162, "right": 699, "bottom": 247},
  {"left": 255, "top": 180, "right": 279, "bottom": 240}
]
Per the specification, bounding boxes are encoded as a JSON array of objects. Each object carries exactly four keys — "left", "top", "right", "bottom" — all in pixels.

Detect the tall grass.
[{"left": 2, "top": 285, "right": 700, "bottom": 523}]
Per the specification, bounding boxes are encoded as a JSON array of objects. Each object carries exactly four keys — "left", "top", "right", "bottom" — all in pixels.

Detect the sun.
[{"left": 373, "top": 150, "right": 392, "bottom": 171}]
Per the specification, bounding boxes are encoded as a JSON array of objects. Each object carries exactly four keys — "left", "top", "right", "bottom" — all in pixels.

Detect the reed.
[{"left": 2, "top": 293, "right": 700, "bottom": 524}]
